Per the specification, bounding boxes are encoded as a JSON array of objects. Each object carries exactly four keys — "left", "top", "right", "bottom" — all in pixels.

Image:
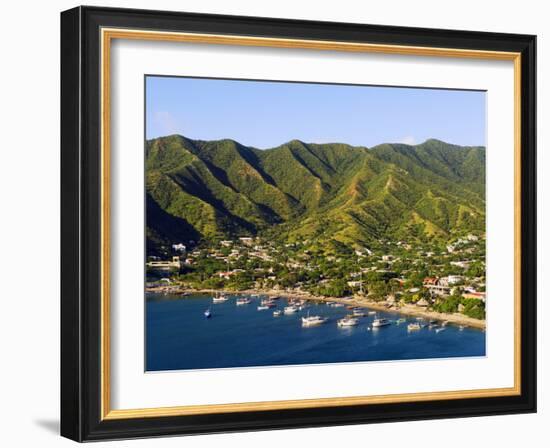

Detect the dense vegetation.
[{"left": 146, "top": 135, "right": 486, "bottom": 254}]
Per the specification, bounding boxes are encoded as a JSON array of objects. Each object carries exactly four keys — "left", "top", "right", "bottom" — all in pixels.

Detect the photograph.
[
  {"left": 55, "top": 4, "right": 537, "bottom": 442},
  {"left": 144, "top": 76, "right": 488, "bottom": 372}
]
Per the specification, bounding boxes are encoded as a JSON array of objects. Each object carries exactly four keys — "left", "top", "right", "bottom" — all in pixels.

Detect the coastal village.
[{"left": 146, "top": 232, "right": 486, "bottom": 327}]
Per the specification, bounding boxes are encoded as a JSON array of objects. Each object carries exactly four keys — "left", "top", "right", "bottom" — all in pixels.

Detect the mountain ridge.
[{"left": 146, "top": 134, "right": 485, "bottom": 254}]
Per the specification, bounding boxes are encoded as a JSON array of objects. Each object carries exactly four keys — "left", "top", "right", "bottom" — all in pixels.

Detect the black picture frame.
[{"left": 61, "top": 5, "right": 536, "bottom": 442}]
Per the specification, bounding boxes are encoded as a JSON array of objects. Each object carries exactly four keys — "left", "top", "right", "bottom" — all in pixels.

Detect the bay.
[{"left": 146, "top": 293, "right": 485, "bottom": 371}]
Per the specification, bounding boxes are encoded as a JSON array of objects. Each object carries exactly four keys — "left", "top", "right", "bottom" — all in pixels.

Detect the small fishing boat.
[
  {"left": 337, "top": 317, "right": 359, "bottom": 327},
  {"left": 273, "top": 310, "right": 282, "bottom": 317},
  {"left": 257, "top": 305, "right": 269, "bottom": 311},
  {"left": 212, "top": 292, "right": 228, "bottom": 303},
  {"left": 332, "top": 303, "right": 345, "bottom": 308},
  {"left": 368, "top": 311, "right": 377, "bottom": 315},
  {"left": 372, "top": 318, "right": 391, "bottom": 328},
  {"left": 459, "top": 325, "right": 466, "bottom": 331},
  {"left": 204, "top": 308, "right": 211, "bottom": 318},
  {"left": 236, "top": 297, "right": 251, "bottom": 305},
  {"left": 435, "top": 327, "right": 446, "bottom": 333},
  {"left": 284, "top": 305, "right": 299, "bottom": 314},
  {"left": 396, "top": 318, "right": 406, "bottom": 325},
  {"left": 408, "top": 322, "right": 421, "bottom": 331},
  {"left": 352, "top": 309, "right": 367, "bottom": 317},
  {"left": 301, "top": 314, "right": 329, "bottom": 327}
]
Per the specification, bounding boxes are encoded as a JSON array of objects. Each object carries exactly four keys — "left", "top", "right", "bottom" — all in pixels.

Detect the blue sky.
[{"left": 146, "top": 76, "right": 486, "bottom": 148}]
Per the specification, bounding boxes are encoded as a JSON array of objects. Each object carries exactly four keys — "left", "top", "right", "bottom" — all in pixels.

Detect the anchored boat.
[
  {"left": 301, "top": 314, "right": 329, "bottom": 327},
  {"left": 284, "top": 305, "right": 299, "bottom": 314},
  {"left": 212, "top": 292, "right": 228, "bottom": 303},
  {"left": 337, "top": 316, "right": 359, "bottom": 327},
  {"left": 372, "top": 318, "right": 391, "bottom": 328}
]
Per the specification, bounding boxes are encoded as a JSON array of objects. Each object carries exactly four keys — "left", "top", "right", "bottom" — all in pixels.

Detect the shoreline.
[{"left": 146, "top": 286, "right": 486, "bottom": 330}]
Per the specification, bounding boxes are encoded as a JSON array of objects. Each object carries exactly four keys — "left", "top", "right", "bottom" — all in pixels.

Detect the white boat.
[
  {"left": 352, "top": 309, "right": 367, "bottom": 317},
  {"left": 284, "top": 305, "right": 299, "bottom": 314},
  {"left": 396, "top": 318, "right": 406, "bottom": 325},
  {"left": 408, "top": 322, "right": 421, "bottom": 331},
  {"left": 236, "top": 297, "right": 251, "bottom": 305},
  {"left": 337, "top": 317, "right": 359, "bottom": 327},
  {"left": 435, "top": 327, "right": 446, "bottom": 333},
  {"left": 212, "top": 292, "right": 228, "bottom": 303},
  {"left": 368, "top": 311, "right": 377, "bottom": 315},
  {"left": 204, "top": 308, "right": 211, "bottom": 318},
  {"left": 301, "top": 315, "right": 329, "bottom": 327},
  {"left": 257, "top": 305, "right": 269, "bottom": 311},
  {"left": 372, "top": 318, "right": 391, "bottom": 328},
  {"left": 459, "top": 325, "right": 465, "bottom": 331},
  {"left": 273, "top": 310, "right": 282, "bottom": 317},
  {"left": 332, "top": 303, "right": 345, "bottom": 308}
]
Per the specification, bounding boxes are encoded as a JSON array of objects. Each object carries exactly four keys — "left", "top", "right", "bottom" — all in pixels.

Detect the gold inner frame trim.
[{"left": 100, "top": 27, "right": 522, "bottom": 420}]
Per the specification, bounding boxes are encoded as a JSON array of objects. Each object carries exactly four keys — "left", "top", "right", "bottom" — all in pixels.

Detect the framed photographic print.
[{"left": 60, "top": 6, "right": 536, "bottom": 442}]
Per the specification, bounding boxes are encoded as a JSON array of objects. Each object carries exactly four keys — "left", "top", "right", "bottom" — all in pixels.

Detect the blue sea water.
[{"left": 146, "top": 293, "right": 486, "bottom": 371}]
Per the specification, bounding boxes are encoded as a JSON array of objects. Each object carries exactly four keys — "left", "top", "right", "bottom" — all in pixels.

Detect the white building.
[
  {"left": 440, "top": 275, "right": 464, "bottom": 286},
  {"left": 239, "top": 237, "right": 254, "bottom": 245}
]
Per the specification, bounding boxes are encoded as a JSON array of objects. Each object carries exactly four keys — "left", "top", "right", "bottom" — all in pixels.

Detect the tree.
[
  {"left": 317, "top": 279, "right": 350, "bottom": 297},
  {"left": 432, "top": 294, "right": 461, "bottom": 313},
  {"left": 461, "top": 298, "right": 486, "bottom": 319},
  {"left": 466, "top": 261, "right": 485, "bottom": 278},
  {"left": 368, "top": 281, "right": 389, "bottom": 301}
]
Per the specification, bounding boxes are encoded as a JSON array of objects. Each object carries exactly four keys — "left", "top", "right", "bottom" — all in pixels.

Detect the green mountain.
[{"left": 146, "top": 135, "right": 485, "bottom": 253}]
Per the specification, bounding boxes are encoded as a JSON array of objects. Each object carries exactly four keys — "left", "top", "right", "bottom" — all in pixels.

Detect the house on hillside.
[
  {"left": 440, "top": 275, "right": 464, "bottom": 286},
  {"left": 423, "top": 277, "right": 451, "bottom": 296},
  {"left": 462, "top": 292, "right": 486, "bottom": 303}
]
